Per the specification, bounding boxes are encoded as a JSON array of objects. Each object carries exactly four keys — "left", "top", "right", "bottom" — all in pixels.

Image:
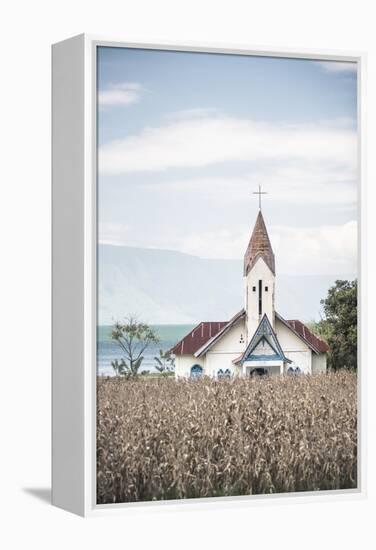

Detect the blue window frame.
[
  {"left": 288, "top": 366, "right": 302, "bottom": 375},
  {"left": 191, "top": 364, "right": 203, "bottom": 378}
]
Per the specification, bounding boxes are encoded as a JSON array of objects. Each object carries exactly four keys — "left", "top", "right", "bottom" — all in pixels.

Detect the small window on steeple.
[
  {"left": 252, "top": 286, "right": 256, "bottom": 292},
  {"left": 265, "top": 286, "right": 269, "bottom": 292},
  {"left": 258, "top": 280, "right": 262, "bottom": 315}
]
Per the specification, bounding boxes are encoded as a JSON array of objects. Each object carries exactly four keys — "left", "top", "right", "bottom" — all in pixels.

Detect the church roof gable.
[
  {"left": 170, "top": 321, "right": 227, "bottom": 356},
  {"left": 194, "top": 309, "right": 246, "bottom": 357},
  {"left": 171, "top": 313, "right": 329, "bottom": 360},
  {"left": 275, "top": 312, "right": 329, "bottom": 354},
  {"left": 241, "top": 314, "right": 291, "bottom": 364}
]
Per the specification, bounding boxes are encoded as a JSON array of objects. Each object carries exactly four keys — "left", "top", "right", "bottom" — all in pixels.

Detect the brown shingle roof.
[
  {"left": 244, "top": 210, "right": 275, "bottom": 276},
  {"left": 172, "top": 312, "right": 329, "bottom": 358},
  {"left": 171, "top": 321, "right": 227, "bottom": 356},
  {"left": 285, "top": 319, "right": 329, "bottom": 353},
  {"left": 195, "top": 309, "right": 246, "bottom": 357}
]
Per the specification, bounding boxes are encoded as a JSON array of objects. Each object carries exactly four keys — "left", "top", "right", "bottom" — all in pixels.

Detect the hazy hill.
[{"left": 98, "top": 244, "right": 353, "bottom": 325}]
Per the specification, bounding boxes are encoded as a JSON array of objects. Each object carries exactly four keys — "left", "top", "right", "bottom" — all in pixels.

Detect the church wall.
[
  {"left": 205, "top": 352, "right": 239, "bottom": 377},
  {"left": 174, "top": 352, "right": 241, "bottom": 378},
  {"left": 275, "top": 318, "right": 312, "bottom": 373},
  {"left": 174, "top": 355, "right": 206, "bottom": 378},
  {"left": 202, "top": 319, "right": 246, "bottom": 376},
  {"left": 174, "top": 320, "right": 326, "bottom": 377},
  {"left": 283, "top": 351, "right": 311, "bottom": 374},
  {"left": 245, "top": 257, "right": 275, "bottom": 341},
  {"left": 208, "top": 319, "right": 246, "bottom": 353},
  {"left": 312, "top": 353, "right": 327, "bottom": 374}
]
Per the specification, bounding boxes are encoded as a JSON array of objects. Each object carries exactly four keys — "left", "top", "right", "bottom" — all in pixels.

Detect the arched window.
[
  {"left": 224, "top": 369, "right": 232, "bottom": 378},
  {"left": 217, "top": 369, "right": 224, "bottom": 378},
  {"left": 288, "top": 366, "right": 302, "bottom": 376},
  {"left": 190, "top": 364, "right": 203, "bottom": 378}
]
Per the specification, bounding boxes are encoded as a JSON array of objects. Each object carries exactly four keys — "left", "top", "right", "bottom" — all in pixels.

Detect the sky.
[{"left": 97, "top": 47, "right": 358, "bottom": 277}]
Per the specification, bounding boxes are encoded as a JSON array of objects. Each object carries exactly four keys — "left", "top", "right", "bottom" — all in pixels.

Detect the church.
[{"left": 171, "top": 194, "right": 329, "bottom": 378}]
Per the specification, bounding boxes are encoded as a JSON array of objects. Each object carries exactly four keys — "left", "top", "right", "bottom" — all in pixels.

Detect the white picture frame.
[{"left": 52, "top": 34, "right": 366, "bottom": 517}]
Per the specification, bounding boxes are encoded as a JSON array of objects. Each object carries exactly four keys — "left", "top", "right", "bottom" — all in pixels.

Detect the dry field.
[{"left": 97, "top": 372, "right": 357, "bottom": 504}]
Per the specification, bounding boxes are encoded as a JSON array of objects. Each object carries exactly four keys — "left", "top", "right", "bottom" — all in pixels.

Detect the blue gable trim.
[
  {"left": 242, "top": 314, "right": 292, "bottom": 364},
  {"left": 256, "top": 335, "right": 280, "bottom": 356},
  {"left": 244, "top": 354, "right": 282, "bottom": 362}
]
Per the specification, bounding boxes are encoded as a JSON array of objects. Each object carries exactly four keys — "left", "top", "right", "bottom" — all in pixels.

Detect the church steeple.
[
  {"left": 244, "top": 205, "right": 276, "bottom": 341},
  {"left": 243, "top": 210, "right": 275, "bottom": 276}
]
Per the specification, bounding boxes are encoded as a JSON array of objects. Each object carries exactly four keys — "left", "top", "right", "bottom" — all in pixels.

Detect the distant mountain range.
[{"left": 98, "top": 244, "right": 354, "bottom": 325}]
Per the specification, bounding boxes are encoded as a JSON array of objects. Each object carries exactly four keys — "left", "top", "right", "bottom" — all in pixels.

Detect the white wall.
[
  {"left": 204, "top": 318, "right": 246, "bottom": 376},
  {"left": 176, "top": 318, "right": 323, "bottom": 377},
  {"left": 205, "top": 352, "right": 238, "bottom": 376},
  {"left": 208, "top": 318, "right": 246, "bottom": 353},
  {"left": 245, "top": 257, "right": 275, "bottom": 341},
  {"left": 175, "top": 355, "right": 206, "bottom": 378},
  {"left": 275, "top": 318, "right": 312, "bottom": 373},
  {"left": 175, "top": 319, "right": 246, "bottom": 377},
  {"left": 312, "top": 353, "right": 327, "bottom": 374}
]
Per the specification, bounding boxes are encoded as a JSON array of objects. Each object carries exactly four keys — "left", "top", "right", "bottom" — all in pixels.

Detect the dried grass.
[{"left": 97, "top": 372, "right": 357, "bottom": 504}]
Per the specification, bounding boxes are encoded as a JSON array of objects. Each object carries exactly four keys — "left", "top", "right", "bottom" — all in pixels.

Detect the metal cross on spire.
[{"left": 253, "top": 184, "right": 268, "bottom": 210}]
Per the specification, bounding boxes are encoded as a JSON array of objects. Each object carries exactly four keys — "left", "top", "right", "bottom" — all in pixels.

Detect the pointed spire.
[{"left": 244, "top": 210, "right": 275, "bottom": 276}]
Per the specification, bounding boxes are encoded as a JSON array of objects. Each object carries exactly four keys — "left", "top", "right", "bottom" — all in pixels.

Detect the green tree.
[
  {"left": 111, "top": 317, "right": 160, "bottom": 378},
  {"left": 154, "top": 349, "right": 175, "bottom": 374},
  {"left": 318, "top": 279, "right": 357, "bottom": 370}
]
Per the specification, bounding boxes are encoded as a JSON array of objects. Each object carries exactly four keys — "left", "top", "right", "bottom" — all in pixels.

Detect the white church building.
[{"left": 172, "top": 204, "right": 328, "bottom": 378}]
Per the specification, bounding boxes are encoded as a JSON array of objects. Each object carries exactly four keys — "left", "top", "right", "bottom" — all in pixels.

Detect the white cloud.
[
  {"left": 317, "top": 61, "right": 357, "bottom": 73},
  {"left": 98, "top": 218, "right": 357, "bottom": 277},
  {"left": 165, "top": 108, "right": 219, "bottom": 121},
  {"left": 98, "top": 111, "right": 358, "bottom": 274},
  {"left": 180, "top": 229, "right": 248, "bottom": 261},
  {"left": 177, "top": 221, "right": 357, "bottom": 276},
  {"left": 270, "top": 221, "right": 357, "bottom": 275},
  {"left": 99, "top": 113, "right": 357, "bottom": 175},
  {"left": 98, "top": 82, "right": 143, "bottom": 107},
  {"left": 147, "top": 167, "right": 357, "bottom": 207}
]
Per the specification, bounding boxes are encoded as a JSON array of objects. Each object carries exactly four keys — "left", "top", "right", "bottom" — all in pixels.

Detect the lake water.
[{"left": 97, "top": 324, "right": 195, "bottom": 376}]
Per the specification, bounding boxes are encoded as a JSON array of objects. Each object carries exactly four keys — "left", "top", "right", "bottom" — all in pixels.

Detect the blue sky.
[{"left": 97, "top": 47, "right": 358, "bottom": 276}]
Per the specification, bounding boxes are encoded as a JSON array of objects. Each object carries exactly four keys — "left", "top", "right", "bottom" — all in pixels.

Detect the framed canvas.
[{"left": 52, "top": 34, "right": 366, "bottom": 517}]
